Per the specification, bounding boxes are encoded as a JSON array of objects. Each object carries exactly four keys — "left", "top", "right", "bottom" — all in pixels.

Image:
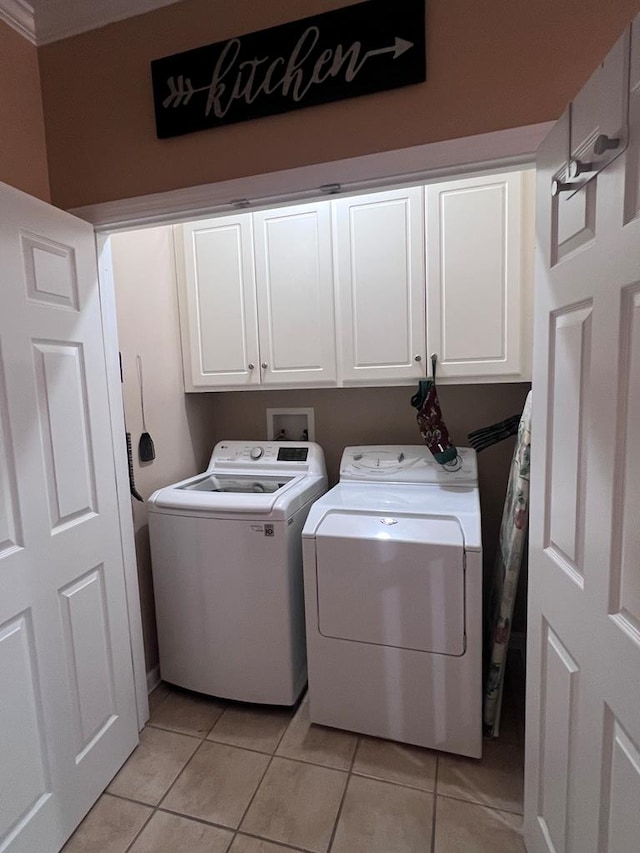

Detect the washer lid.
[
  {"left": 147, "top": 472, "right": 326, "bottom": 517},
  {"left": 178, "top": 474, "right": 294, "bottom": 495},
  {"left": 314, "top": 511, "right": 465, "bottom": 655}
]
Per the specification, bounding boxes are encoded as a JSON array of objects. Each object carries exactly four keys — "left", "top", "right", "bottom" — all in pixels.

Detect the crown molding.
[
  {"left": 35, "top": 0, "right": 183, "bottom": 44},
  {"left": 0, "top": 0, "right": 36, "bottom": 43},
  {"left": 0, "top": 0, "right": 183, "bottom": 45}
]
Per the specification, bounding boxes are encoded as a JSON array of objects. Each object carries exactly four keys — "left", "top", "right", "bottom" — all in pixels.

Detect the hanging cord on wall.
[
  {"left": 120, "top": 353, "right": 144, "bottom": 501},
  {"left": 467, "top": 413, "right": 521, "bottom": 452}
]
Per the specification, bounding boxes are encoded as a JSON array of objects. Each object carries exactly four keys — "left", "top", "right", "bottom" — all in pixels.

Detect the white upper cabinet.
[
  {"left": 176, "top": 173, "right": 533, "bottom": 391},
  {"left": 334, "top": 188, "right": 426, "bottom": 384},
  {"left": 425, "top": 171, "right": 532, "bottom": 381},
  {"left": 177, "top": 215, "right": 260, "bottom": 389},
  {"left": 253, "top": 202, "right": 336, "bottom": 385}
]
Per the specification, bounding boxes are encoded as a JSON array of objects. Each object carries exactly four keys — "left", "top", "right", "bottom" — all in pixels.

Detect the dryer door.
[{"left": 315, "top": 512, "right": 465, "bottom": 655}]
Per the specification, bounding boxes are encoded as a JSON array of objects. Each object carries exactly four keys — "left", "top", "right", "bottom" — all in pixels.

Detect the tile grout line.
[
  {"left": 205, "top": 725, "right": 294, "bottom": 757},
  {"left": 232, "top": 696, "right": 298, "bottom": 842},
  {"left": 435, "top": 791, "right": 525, "bottom": 817},
  {"left": 349, "top": 767, "right": 436, "bottom": 794},
  {"left": 119, "top": 796, "right": 156, "bottom": 853},
  {"left": 161, "top": 723, "right": 441, "bottom": 794},
  {"left": 95, "top": 688, "right": 523, "bottom": 853},
  {"left": 325, "top": 734, "right": 360, "bottom": 853},
  {"left": 146, "top": 690, "right": 452, "bottom": 791},
  {"left": 150, "top": 805, "right": 235, "bottom": 833},
  {"left": 156, "top": 802, "right": 323, "bottom": 852},
  {"left": 106, "top": 790, "right": 164, "bottom": 810},
  {"left": 232, "top": 694, "right": 355, "bottom": 853},
  {"left": 233, "top": 751, "right": 274, "bottom": 843},
  {"left": 121, "top": 704, "right": 235, "bottom": 852},
  {"left": 146, "top": 720, "right": 222, "bottom": 740},
  {"left": 115, "top": 734, "right": 449, "bottom": 848},
  {"left": 115, "top": 693, "right": 308, "bottom": 852},
  {"left": 119, "top": 702, "right": 221, "bottom": 853},
  {"left": 154, "top": 715, "right": 220, "bottom": 811},
  {"left": 235, "top": 828, "right": 319, "bottom": 853}
]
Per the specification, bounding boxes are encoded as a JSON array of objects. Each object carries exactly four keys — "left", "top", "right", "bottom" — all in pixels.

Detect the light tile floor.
[{"left": 63, "top": 674, "right": 526, "bottom": 853}]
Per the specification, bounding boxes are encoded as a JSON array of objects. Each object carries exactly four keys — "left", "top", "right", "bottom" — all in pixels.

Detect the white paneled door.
[
  {"left": 525, "top": 19, "right": 640, "bottom": 853},
  {"left": 0, "top": 183, "right": 138, "bottom": 852}
]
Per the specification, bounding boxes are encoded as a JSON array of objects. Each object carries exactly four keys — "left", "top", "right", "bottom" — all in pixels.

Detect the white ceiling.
[{"left": 0, "top": 0, "right": 184, "bottom": 45}]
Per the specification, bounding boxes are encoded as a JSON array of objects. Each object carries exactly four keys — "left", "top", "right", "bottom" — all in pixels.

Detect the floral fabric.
[
  {"left": 483, "top": 391, "right": 532, "bottom": 736},
  {"left": 415, "top": 381, "right": 457, "bottom": 465}
]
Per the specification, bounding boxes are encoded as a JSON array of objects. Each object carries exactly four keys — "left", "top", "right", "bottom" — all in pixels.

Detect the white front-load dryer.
[
  {"left": 302, "top": 445, "right": 482, "bottom": 757},
  {"left": 148, "top": 441, "right": 327, "bottom": 705}
]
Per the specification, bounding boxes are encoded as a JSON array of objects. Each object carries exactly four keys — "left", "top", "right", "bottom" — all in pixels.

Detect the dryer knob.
[{"left": 250, "top": 446, "right": 264, "bottom": 460}]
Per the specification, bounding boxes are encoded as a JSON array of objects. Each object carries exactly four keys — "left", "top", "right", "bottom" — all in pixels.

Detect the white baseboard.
[{"left": 146, "top": 665, "right": 161, "bottom": 694}]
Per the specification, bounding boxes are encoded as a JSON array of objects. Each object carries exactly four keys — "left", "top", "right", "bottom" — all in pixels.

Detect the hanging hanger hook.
[{"left": 431, "top": 353, "right": 438, "bottom": 381}]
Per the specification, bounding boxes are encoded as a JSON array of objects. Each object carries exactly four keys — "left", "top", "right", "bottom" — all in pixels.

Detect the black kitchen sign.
[{"left": 151, "top": 0, "right": 426, "bottom": 139}]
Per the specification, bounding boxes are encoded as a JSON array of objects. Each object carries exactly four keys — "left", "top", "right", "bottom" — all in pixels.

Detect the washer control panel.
[{"left": 209, "top": 441, "right": 321, "bottom": 473}]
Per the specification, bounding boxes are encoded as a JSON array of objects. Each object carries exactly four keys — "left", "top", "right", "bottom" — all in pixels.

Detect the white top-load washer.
[
  {"left": 148, "top": 441, "right": 327, "bottom": 705},
  {"left": 302, "top": 445, "right": 482, "bottom": 758}
]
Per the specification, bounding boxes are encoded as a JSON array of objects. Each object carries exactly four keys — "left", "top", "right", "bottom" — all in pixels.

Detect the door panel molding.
[
  {"left": 544, "top": 302, "right": 592, "bottom": 577},
  {"left": 0, "top": 340, "right": 22, "bottom": 559},
  {"left": 536, "top": 622, "right": 579, "bottom": 853}
]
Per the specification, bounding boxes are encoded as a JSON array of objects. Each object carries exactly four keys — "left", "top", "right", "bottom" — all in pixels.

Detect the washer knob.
[{"left": 249, "top": 446, "right": 264, "bottom": 460}]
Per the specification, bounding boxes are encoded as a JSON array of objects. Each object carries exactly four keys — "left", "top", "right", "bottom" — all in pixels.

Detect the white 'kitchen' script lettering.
[{"left": 163, "top": 26, "right": 413, "bottom": 116}]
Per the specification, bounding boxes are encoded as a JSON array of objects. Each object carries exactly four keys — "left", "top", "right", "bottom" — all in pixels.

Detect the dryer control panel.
[{"left": 339, "top": 445, "right": 478, "bottom": 485}]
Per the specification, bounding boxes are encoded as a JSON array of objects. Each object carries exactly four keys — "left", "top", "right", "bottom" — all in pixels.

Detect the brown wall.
[
  {"left": 39, "top": 0, "right": 640, "bottom": 210},
  {"left": 0, "top": 21, "right": 49, "bottom": 201}
]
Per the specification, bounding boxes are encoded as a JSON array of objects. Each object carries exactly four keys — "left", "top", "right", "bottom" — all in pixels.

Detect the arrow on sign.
[{"left": 363, "top": 36, "right": 414, "bottom": 63}]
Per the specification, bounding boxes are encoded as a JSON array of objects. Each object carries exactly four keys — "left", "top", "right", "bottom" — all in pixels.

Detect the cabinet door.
[
  {"left": 177, "top": 216, "right": 260, "bottom": 389},
  {"left": 253, "top": 202, "right": 337, "bottom": 385},
  {"left": 425, "top": 172, "right": 529, "bottom": 381},
  {"left": 334, "top": 188, "right": 426, "bottom": 383}
]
